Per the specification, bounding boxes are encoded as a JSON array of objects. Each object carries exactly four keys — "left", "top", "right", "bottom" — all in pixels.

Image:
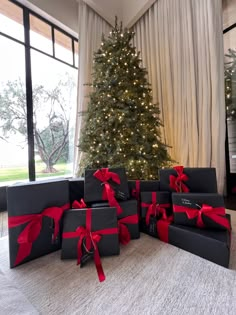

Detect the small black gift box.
[
  {"left": 128, "top": 180, "right": 160, "bottom": 197},
  {"left": 84, "top": 167, "right": 130, "bottom": 203},
  {"left": 69, "top": 178, "right": 84, "bottom": 206},
  {"left": 140, "top": 191, "right": 172, "bottom": 237},
  {"left": 172, "top": 193, "right": 230, "bottom": 231},
  {"left": 7, "top": 179, "right": 70, "bottom": 268},
  {"left": 117, "top": 199, "right": 140, "bottom": 243},
  {"left": 90, "top": 200, "right": 140, "bottom": 244},
  {"left": 159, "top": 166, "right": 217, "bottom": 193},
  {"left": 168, "top": 215, "right": 231, "bottom": 268},
  {"left": 61, "top": 207, "right": 119, "bottom": 259}
]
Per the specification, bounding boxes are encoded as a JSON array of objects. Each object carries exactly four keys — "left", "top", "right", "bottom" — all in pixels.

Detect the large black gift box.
[
  {"left": 172, "top": 193, "right": 229, "bottom": 230},
  {"left": 140, "top": 191, "right": 171, "bottom": 237},
  {"left": 159, "top": 167, "right": 217, "bottom": 193},
  {"left": 69, "top": 178, "right": 84, "bottom": 206},
  {"left": 84, "top": 168, "right": 130, "bottom": 203},
  {"left": 168, "top": 215, "right": 231, "bottom": 268},
  {"left": 7, "top": 179, "right": 70, "bottom": 268},
  {"left": 128, "top": 180, "right": 160, "bottom": 196},
  {"left": 118, "top": 199, "right": 140, "bottom": 240},
  {"left": 61, "top": 207, "right": 120, "bottom": 259}
]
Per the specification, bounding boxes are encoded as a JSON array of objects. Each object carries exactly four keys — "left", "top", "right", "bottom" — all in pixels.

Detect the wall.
[{"left": 17, "top": 0, "right": 78, "bottom": 35}]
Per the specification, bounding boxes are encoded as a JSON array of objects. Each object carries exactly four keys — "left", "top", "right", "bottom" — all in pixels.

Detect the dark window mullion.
[
  {"left": 23, "top": 7, "right": 35, "bottom": 181},
  {"left": 72, "top": 39, "right": 75, "bottom": 67},
  {"left": 52, "top": 26, "right": 55, "bottom": 57}
]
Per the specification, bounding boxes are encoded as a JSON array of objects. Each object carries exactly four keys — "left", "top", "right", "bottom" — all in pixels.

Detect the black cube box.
[
  {"left": 172, "top": 193, "right": 230, "bottom": 231},
  {"left": 140, "top": 191, "right": 172, "bottom": 237},
  {"left": 7, "top": 179, "right": 70, "bottom": 268},
  {"left": 61, "top": 207, "right": 119, "bottom": 259},
  {"left": 118, "top": 199, "right": 140, "bottom": 240},
  {"left": 84, "top": 168, "right": 130, "bottom": 203},
  {"left": 168, "top": 215, "right": 231, "bottom": 268},
  {"left": 159, "top": 167, "right": 217, "bottom": 193},
  {"left": 128, "top": 180, "right": 160, "bottom": 197},
  {"left": 69, "top": 178, "right": 84, "bottom": 206}
]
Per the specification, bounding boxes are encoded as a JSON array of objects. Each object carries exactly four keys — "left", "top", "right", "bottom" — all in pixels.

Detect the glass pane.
[
  {"left": 74, "top": 40, "right": 79, "bottom": 68},
  {"left": 224, "top": 28, "right": 236, "bottom": 174},
  {"left": 30, "top": 14, "right": 52, "bottom": 55},
  {"left": 0, "top": 0, "right": 24, "bottom": 41},
  {"left": 55, "top": 29, "right": 73, "bottom": 64},
  {"left": 31, "top": 50, "right": 77, "bottom": 180},
  {"left": 0, "top": 36, "right": 28, "bottom": 184}
]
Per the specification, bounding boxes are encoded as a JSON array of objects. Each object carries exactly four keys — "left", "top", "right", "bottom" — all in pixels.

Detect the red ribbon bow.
[
  {"left": 141, "top": 192, "right": 170, "bottom": 225},
  {"left": 62, "top": 208, "right": 118, "bottom": 282},
  {"left": 8, "top": 203, "right": 70, "bottom": 266},
  {"left": 118, "top": 214, "right": 139, "bottom": 245},
  {"left": 72, "top": 199, "right": 87, "bottom": 209},
  {"left": 173, "top": 204, "right": 230, "bottom": 230},
  {"left": 169, "top": 166, "right": 189, "bottom": 192},
  {"left": 93, "top": 168, "right": 123, "bottom": 215}
]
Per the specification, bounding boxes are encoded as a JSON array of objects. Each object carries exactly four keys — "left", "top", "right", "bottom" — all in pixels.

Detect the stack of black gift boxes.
[{"left": 6, "top": 166, "right": 232, "bottom": 282}]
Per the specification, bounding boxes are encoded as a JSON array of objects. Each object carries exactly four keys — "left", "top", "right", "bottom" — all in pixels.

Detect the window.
[{"left": 0, "top": 0, "right": 78, "bottom": 184}]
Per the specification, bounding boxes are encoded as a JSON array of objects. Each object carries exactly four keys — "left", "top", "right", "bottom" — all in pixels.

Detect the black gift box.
[
  {"left": 90, "top": 200, "right": 140, "bottom": 240},
  {"left": 69, "top": 178, "right": 84, "bottom": 206},
  {"left": 128, "top": 180, "right": 160, "bottom": 196},
  {"left": 84, "top": 168, "right": 130, "bottom": 203},
  {"left": 172, "top": 193, "right": 228, "bottom": 230},
  {"left": 159, "top": 167, "right": 217, "bottom": 193},
  {"left": 7, "top": 179, "right": 70, "bottom": 268},
  {"left": 140, "top": 191, "right": 171, "bottom": 237},
  {"left": 118, "top": 199, "right": 140, "bottom": 239},
  {"left": 61, "top": 207, "right": 120, "bottom": 259},
  {"left": 168, "top": 215, "right": 231, "bottom": 268}
]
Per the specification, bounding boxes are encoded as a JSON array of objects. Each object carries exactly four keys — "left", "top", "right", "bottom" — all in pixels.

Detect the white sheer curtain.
[
  {"left": 133, "top": 0, "right": 225, "bottom": 193},
  {"left": 74, "top": 1, "right": 112, "bottom": 175}
]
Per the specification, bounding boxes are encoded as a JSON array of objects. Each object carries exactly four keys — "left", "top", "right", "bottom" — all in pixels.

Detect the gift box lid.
[
  {"left": 7, "top": 179, "right": 69, "bottom": 216},
  {"left": 159, "top": 167, "right": 217, "bottom": 193},
  {"left": 84, "top": 167, "right": 130, "bottom": 202}
]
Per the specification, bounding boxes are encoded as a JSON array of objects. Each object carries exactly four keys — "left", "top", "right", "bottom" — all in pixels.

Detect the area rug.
[{"left": 0, "top": 210, "right": 236, "bottom": 315}]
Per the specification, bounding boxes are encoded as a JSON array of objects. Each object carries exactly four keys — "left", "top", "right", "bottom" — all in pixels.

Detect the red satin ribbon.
[
  {"left": 118, "top": 214, "right": 139, "bottom": 245},
  {"left": 93, "top": 168, "right": 123, "bottom": 215},
  {"left": 131, "top": 180, "right": 141, "bottom": 218},
  {"left": 156, "top": 210, "right": 174, "bottom": 243},
  {"left": 62, "top": 208, "right": 118, "bottom": 282},
  {"left": 173, "top": 204, "right": 230, "bottom": 230},
  {"left": 8, "top": 203, "right": 70, "bottom": 266},
  {"left": 169, "top": 166, "right": 189, "bottom": 192},
  {"left": 141, "top": 192, "right": 170, "bottom": 225},
  {"left": 72, "top": 199, "right": 87, "bottom": 209}
]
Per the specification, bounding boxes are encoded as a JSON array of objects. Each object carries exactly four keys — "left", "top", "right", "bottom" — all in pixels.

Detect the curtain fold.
[
  {"left": 133, "top": 0, "right": 225, "bottom": 193},
  {"left": 74, "top": 1, "right": 112, "bottom": 175}
]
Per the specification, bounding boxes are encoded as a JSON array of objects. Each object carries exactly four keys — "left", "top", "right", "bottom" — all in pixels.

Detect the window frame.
[{"left": 0, "top": 0, "right": 78, "bottom": 182}]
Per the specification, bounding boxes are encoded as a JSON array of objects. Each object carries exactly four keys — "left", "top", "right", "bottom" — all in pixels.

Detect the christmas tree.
[
  {"left": 225, "top": 48, "right": 236, "bottom": 120},
  {"left": 78, "top": 20, "right": 171, "bottom": 179}
]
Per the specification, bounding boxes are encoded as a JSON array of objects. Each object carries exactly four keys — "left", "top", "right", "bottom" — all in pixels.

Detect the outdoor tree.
[
  {"left": 78, "top": 20, "right": 171, "bottom": 179},
  {"left": 0, "top": 75, "right": 75, "bottom": 173},
  {"left": 225, "top": 48, "right": 236, "bottom": 120}
]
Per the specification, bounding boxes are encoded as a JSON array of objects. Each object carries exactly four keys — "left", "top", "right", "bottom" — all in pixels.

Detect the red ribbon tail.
[
  {"left": 119, "top": 224, "right": 131, "bottom": 245},
  {"left": 156, "top": 220, "right": 171, "bottom": 243},
  {"left": 94, "top": 248, "right": 105, "bottom": 282},
  {"left": 14, "top": 243, "right": 32, "bottom": 266}
]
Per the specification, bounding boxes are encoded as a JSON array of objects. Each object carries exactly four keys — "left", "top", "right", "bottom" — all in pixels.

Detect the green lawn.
[{"left": 0, "top": 162, "right": 71, "bottom": 183}]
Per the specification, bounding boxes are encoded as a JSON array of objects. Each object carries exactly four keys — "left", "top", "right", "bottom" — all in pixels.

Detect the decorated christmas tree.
[{"left": 78, "top": 20, "right": 171, "bottom": 179}]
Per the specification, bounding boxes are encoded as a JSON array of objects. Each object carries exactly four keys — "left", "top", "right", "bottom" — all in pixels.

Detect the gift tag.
[
  {"left": 148, "top": 216, "right": 158, "bottom": 237},
  {"left": 80, "top": 239, "right": 94, "bottom": 268},
  {"left": 108, "top": 182, "right": 128, "bottom": 200}
]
